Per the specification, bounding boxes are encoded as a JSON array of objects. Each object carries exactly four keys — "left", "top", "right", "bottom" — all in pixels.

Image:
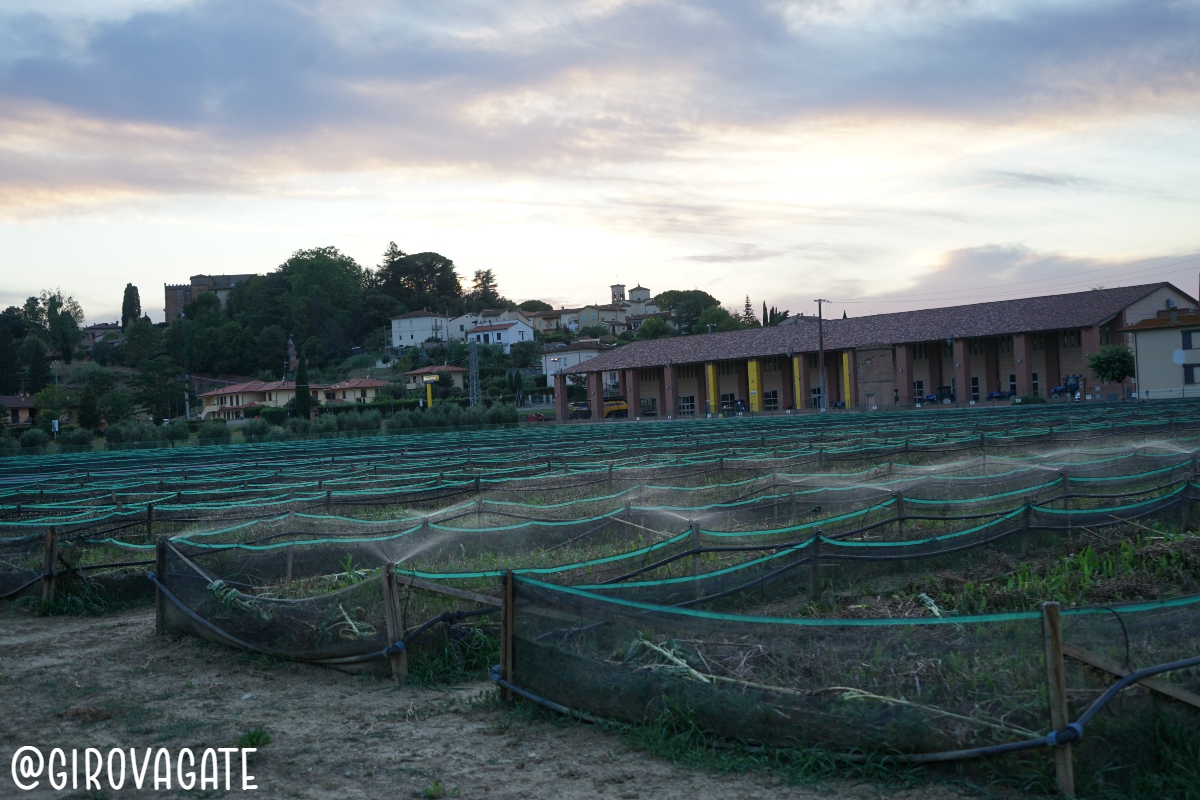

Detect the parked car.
[{"left": 525, "top": 413, "right": 546, "bottom": 423}]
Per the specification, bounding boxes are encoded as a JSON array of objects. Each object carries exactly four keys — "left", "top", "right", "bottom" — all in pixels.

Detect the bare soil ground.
[{"left": 0, "top": 607, "right": 972, "bottom": 800}]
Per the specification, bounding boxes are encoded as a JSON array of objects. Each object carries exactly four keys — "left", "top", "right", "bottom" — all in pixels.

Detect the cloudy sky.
[{"left": 2, "top": 0, "right": 1199, "bottom": 323}]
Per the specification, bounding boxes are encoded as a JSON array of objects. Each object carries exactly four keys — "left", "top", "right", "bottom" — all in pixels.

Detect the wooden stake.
[
  {"left": 501, "top": 570, "right": 515, "bottom": 701},
  {"left": 807, "top": 530, "right": 821, "bottom": 598},
  {"left": 1042, "top": 602, "right": 1075, "bottom": 797},
  {"left": 155, "top": 537, "right": 167, "bottom": 635},
  {"left": 690, "top": 521, "right": 702, "bottom": 598},
  {"left": 895, "top": 493, "right": 906, "bottom": 537},
  {"left": 381, "top": 564, "right": 408, "bottom": 685},
  {"left": 41, "top": 527, "right": 58, "bottom": 602}
]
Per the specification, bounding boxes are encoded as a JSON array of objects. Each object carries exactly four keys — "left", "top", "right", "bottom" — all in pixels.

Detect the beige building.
[{"left": 1124, "top": 308, "right": 1200, "bottom": 400}]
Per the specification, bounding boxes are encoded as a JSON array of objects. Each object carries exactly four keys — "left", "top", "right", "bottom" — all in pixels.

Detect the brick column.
[
  {"left": 928, "top": 342, "right": 943, "bottom": 393},
  {"left": 587, "top": 372, "right": 604, "bottom": 422},
  {"left": 664, "top": 363, "right": 678, "bottom": 419},
  {"left": 782, "top": 355, "right": 796, "bottom": 410},
  {"left": 952, "top": 339, "right": 970, "bottom": 406},
  {"left": 554, "top": 373, "right": 568, "bottom": 422},
  {"left": 1013, "top": 333, "right": 1033, "bottom": 397},
  {"left": 984, "top": 338, "right": 1000, "bottom": 397},
  {"left": 747, "top": 358, "right": 762, "bottom": 412},
  {"left": 797, "top": 354, "right": 812, "bottom": 409},
  {"left": 625, "top": 368, "right": 642, "bottom": 420},
  {"left": 700, "top": 362, "right": 710, "bottom": 417},
  {"left": 1044, "top": 332, "right": 1061, "bottom": 391},
  {"left": 895, "top": 344, "right": 913, "bottom": 406},
  {"left": 617, "top": 369, "right": 628, "bottom": 398}
]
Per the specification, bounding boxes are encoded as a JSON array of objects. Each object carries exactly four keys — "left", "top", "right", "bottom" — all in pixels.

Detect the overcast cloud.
[{"left": 1, "top": 0, "right": 1198, "bottom": 321}]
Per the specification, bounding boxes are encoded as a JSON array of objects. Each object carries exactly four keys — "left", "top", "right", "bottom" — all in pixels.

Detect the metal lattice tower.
[{"left": 468, "top": 340, "right": 482, "bottom": 407}]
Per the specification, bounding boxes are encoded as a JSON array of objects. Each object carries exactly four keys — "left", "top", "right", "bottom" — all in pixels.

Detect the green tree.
[
  {"left": 294, "top": 355, "right": 312, "bottom": 418},
  {"left": 123, "top": 316, "right": 164, "bottom": 368},
  {"left": 653, "top": 290, "right": 720, "bottom": 334},
  {"left": 121, "top": 283, "right": 142, "bottom": 330},
  {"left": 34, "top": 385, "right": 73, "bottom": 426},
  {"left": 44, "top": 291, "right": 83, "bottom": 362},
  {"left": 578, "top": 325, "right": 608, "bottom": 338},
  {"left": 0, "top": 326, "right": 17, "bottom": 393},
  {"left": 97, "top": 390, "right": 135, "bottom": 425},
  {"left": 1088, "top": 344, "right": 1135, "bottom": 384},
  {"left": 375, "top": 243, "right": 462, "bottom": 314},
  {"left": 693, "top": 306, "right": 743, "bottom": 335},
  {"left": 636, "top": 317, "right": 674, "bottom": 340},
  {"left": 766, "top": 306, "right": 790, "bottom": 326},
  {"left": 23, "top": 337, "right": 51, "bottom": 392},
  {"left": 518, "top": 299, "right": 552, "bottom": 312},
  {"left": 467, "top": 269, "right": 502, "bottom": 309},
  {"left": 77, "top": 387, "right": 101, "bottom": 429},
  {"left": 131, "top": 355, "right": 184, "bottom": 420},
  {"left": 255, "top": 325, "right": 289, "bottom": 375},
  {"left": 740, "top": 296, "right": 760, "bottom": 327},
  {"left": 509, "top": 340, "right": 541, "bottom": 368}
]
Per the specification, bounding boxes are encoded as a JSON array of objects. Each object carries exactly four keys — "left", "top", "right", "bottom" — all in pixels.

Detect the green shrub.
[
  {"left": 242, "top": 418, "right": 271, "bottom": 440},
  {"left": 165, "top": 418, "right": 191, "bottom": 442},
  {"left": 265, "top": 425, "right": 291, "bottom": 442},
  {"left": 285, "top": 417, "right": 311, "bottom": 436},
  {"left": 197, "top": 420, "right": 231, "bottom": 444},
  {"left": 57, "top": 427, "right": 94, "bottom": 451},
  {"left": 311, "top": 415, "right": 338, "bottom": 435},
  {"left": 485, "top": 402, "right": 518, "bottom": 425},
  {"left": 261, "top": 407, "right": 287, "bottom": 426},
  {"left": 336, "top": 409, "right": 383, "bottom": 434},
  {"left": 1019, "top": 394, "right": 1047, "bottom": 405},
  {"left": 20, "top": 428, "right": 52, "bottom": 450},
  {"left": 104, "top": 421, "right": 163, "bottom": 445}
]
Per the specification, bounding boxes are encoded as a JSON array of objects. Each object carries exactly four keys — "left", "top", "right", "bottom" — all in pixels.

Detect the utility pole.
[
  {"left": 815, "top": 300, "right": 829, "bottom": 413},
  {"left": 468, "top": 339, "right": 482, "bottom": 407}
]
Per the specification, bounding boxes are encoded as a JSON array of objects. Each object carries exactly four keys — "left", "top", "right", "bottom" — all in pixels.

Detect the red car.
[{"left": 525, "top": 413, "right": 546, "bottom": 423}]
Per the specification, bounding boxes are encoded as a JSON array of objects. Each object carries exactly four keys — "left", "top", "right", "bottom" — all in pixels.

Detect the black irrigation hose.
[{"left": 1, "top": 559, "right": 157, "bottom": 600}]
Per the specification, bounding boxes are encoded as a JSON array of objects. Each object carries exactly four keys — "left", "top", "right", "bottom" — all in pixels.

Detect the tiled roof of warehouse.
[{"left": 563, "top": 283, "right": 1179, "bottom": 374}]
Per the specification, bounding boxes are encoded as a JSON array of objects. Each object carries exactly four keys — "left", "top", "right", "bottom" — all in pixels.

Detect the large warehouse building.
[{"left": 555, "top": 282, "right": 1194, "bottom": 420}]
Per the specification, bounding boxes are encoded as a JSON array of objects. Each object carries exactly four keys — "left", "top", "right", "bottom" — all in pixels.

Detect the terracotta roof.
[
  {"left": 467, "top": 322, "right": 520, "bottom": 333},
  {"left": 0, "top": 395, "right": 36, "bottom": 409},
  {"left": 404, "top": 365, "right": 467, "bottom": 374},
  {"left": 198, "top": 380, "right": 328, "bottom": 397},
  {"left": 391, "top": 311, "right": 447, "bottom": 320},
  {"left": 327, "top": 378, "right": 389, "bottom": 389},
  {"left": 564, "top": 283, "right": 1185, "bottom": 374},
  {"left": 1123, "top": 314, "right": 1200, "bottom": 332}
]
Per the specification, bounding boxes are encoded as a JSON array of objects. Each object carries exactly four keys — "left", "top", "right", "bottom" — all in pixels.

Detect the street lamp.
[{"left": 814, "top": 300, "right": 830, "bottom": 413}]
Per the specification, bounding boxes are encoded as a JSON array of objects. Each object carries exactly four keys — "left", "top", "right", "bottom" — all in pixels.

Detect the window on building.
[
  {"left": 999, "top": 335, "right": 1013, "bottom": 354},
  {"left": 969, "top": 339, "right": 985, "bottom": 356},
  {"left": 762, "top": 390, "right": 779, "bottom": 411},
  {"left": 678, "top": 395, "right": 696, "bottom": 415},
  {"left": 1063, "top": 329, "right": 1080, "bottom": 348},
  {"left": 913, "top": 380, "right": 924, "bottom": 397},
  {"left": 971, "top": 376, "right": 980, "bottom": 401},
  {"left": 913, "top": 343, "right": 929, "bottom": 360},
  {"left": 1009, "top": 374, "right": 1017, "bottom": 394},
  {"left": 1032, "top": 372, "right": 1040, "bottom": 395},
  {"left": 809, "top": 388, "right": 822, "bottom": 408},
  {"left": 1185, "top": 366, "right": 1196, "bottom": 385},
  {"left": 638, "top": 367, "right": 663, "bottom": 382},
  {"left": 1099, "top": 325, "right": 1111, "bottom": 345},
  {"left": 360, "top": 389, "right": 367, "bottom": 399},
  {"left": 1183, "top": 330, "right": 1200, "bottom": 350},
  {"left": 640, "top": 398, "right": 658, "bottom": 416},
  {"left": 719, "top": 392, "right": 736, "bottom": 412},
  {"left": 808, "top": 353, "right": 820, "bottom": 368},
  {"left": 718, "top": 361, "right": 737, "bottom": 376},
  {"left": 1032, "top": 333, "right": 1045, "bottom": 351},
  {"left": 325, "top": 392, "right": 335, "bottom": 400},
  {"left": 677, "top": 364, "right": 699, "bottom": 379},
  {"left": 761, "top": 357, "right": 782, "bottom": 373}
]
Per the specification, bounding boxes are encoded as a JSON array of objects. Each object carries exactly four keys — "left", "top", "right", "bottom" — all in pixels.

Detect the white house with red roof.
[
  {"left": 391, "top": 310, "right": 450, "bottom": 347},
  {"left": 465, "top": 319, "right": 533, "bottom": 353}
]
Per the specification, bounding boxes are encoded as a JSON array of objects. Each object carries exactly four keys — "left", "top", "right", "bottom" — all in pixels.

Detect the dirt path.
[{"left": 0, "top": 607, "right": 970, "bottom": 799}]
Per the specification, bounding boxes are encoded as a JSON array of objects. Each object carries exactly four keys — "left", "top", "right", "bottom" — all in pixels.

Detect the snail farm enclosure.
[{"left": 3, "top": 402, "right": 1200, "bottom": 796}]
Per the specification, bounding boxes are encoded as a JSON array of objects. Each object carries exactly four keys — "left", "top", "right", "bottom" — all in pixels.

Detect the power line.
[{"left": 832, "top": 252, "right": 1200, "bottom": 305}]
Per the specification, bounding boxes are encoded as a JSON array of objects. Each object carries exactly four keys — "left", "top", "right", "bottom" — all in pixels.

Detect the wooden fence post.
[
  {"left": 895, "top": 492, "right": 906, "bottom": 537},
  {"left": 41, "top": 526, "right": 58, "bottom": 602},
  {"left": 808, "top": 530, "right": 822, "bottom": 599},
  {"left": 1042, "top": 602, "right": 1076, "bottom": 797},
  {"left": 501, "top": 570, "right": 515, "bottom": 701},
  {"left": 155, "top": 536, "right": 167, "bottom": 635},
  {"left": 381, "top": 564, "right": 408, "bottom": 685}
]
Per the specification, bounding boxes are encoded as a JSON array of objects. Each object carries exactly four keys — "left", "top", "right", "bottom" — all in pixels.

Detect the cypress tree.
[
  {"left": 294, "top": 355, "right": 311, "bottom": 418},
  {"left": 121, "top": 284, "right": 141, "bottom": 330},
  {"left": 78, "top": 387, "right": 101, "bottom": 430}
]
